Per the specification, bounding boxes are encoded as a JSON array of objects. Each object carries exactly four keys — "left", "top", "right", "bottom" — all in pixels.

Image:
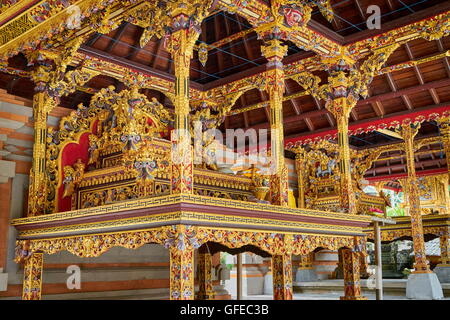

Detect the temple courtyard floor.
[{"left": 235, "top": 279, "right": 450, "bottom": 300}]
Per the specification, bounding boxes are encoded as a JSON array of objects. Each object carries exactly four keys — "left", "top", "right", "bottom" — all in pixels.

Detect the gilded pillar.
[
  {"left": 196, "top": 246, "right": 215, "bottom": 300},
  {"left": 295, "top": 151, "right": 306, "bottom": 208},
  {"left": 331, "top": 97, "right": 358, "bottom": 214},
  {"left": 292, "top": 45, "right": 398, "bottom": 213},
  {"left": 340, "top": 248, "right": 366, "bottom": 300},
  {"left": 169, "top": 245, "right": 195, "bottom": 300},
  {"left": 396, "top": 123, "right": 430, "bottom": 272},
  {"left": 167, "top": 28, "right": 199, "bottom": 195},
  {"left": 22, "top": 252, "right": 44, "bottom": 300},
  {"left": 28, "top": 66, "right": 54, "bottom": 216},
  {"left": 437, "top": 116, "right": 450, "bottom": 174},
  {"left": 261, "top": 39, "right": 289, "bottom": 206},
  {"left": 439, "top": 228, "right": 450, "bottom": 265},
  {"left": 272, "top": 253, "right": 293, "bottom": 300}
]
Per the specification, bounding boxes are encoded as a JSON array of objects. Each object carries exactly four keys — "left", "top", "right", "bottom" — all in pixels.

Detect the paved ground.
[
  {"left": 231, "top": 279, "right": 450, "bottom": 300},
  {"left": 234, "top": 293, "right": 450, "bottom": 300}
]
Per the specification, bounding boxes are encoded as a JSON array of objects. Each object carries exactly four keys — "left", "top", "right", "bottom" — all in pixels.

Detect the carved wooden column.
[
  {"left": 293, "top": 45, "right": 398, "bottom": 213},
  {"left": 27, "top": 65, "right": 54, "bottom": 216},
  {"left": 439, "top": 228, "right": 450, "bottom": 266},
  {"left": 295, "top": 150, "right": 306, "bottom": 208},
  {"left": 272, "top": 253, "right": 293, "bottom": 300},
  {"left": 332, "top": 98, "right": 358, "bottom": 214},
  {"left": 261, "top": 39, "right": 289, "bottom": 206},
  {"left": 22, "top": 252, "right": 44, "bottom": 300},
  {"left": 196, "top": 245, "right": 215, "bottom": 300},
  {"left": 25, "top": 44, "right": 96, "bottom": 215},
  {"left": 396, "top": 122, "right": 430, "bottom": 273},
  {"left": 168, "top": 226, "right": 195, "bottom": 300},
  {"left": 167, "top": 27, "right": 199, "bottom": 195},
  {"left": 437, "top": 116, "right": 450, "bottom": 174},
  {"left": 340, "top": 248, "right": 366, "bottom": 300}
]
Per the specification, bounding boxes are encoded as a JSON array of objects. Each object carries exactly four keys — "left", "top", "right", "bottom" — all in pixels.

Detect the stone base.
[
  {"left": 0, "top": 270, "right": 7, "bottom": 291},
  {"left": 406, "top": 272, "right": 443, "bottom": 300},
  {"left": 295, "top": 268, "right": 318, "bottom": 282},
  {"left": 340, "top": 296, "right": 368, "bottom": 300},
  {"left": 263, "top": 272, "right": 273, "bottom": 295},
  {"left": 433, "top": 264, "right": 450, "bottom": 284}
]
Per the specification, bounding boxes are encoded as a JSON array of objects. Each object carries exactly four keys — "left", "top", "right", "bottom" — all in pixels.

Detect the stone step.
[{"left": 293, "top": 279, "right": 450, "bottom": 297}]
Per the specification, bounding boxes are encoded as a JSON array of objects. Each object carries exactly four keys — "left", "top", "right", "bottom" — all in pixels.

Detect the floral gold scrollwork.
[
  {"left": 125, "top": 0, "right": 214, "bottom": 48},
  {"left": 411, "top": 11, "right": 450, "bottom": 41},
  {"left": 198, "top": 42, "right": 208, "bottom": 67}
]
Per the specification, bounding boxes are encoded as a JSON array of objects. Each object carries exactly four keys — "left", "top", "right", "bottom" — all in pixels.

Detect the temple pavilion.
[{"left": 0, "top": 0, "right": 448, "bottom": 300}]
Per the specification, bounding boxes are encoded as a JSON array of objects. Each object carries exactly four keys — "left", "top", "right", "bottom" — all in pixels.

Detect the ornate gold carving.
[
  {"left": 272, "top": 253, "right": 293, "bottom": 300},
  {"left": 197, "top": 249, "right": 215, "bottom": 300},
  {"left": 395, "top": 122, "right": 430, "bottom": 273},
  {"left": 62, "top": 159, "right": 85, "bottom": 198},
  {"left": 22, "top": 252, "right": 43, "bottom": 300},
  {"left": 198, "top": 42, "right": 208, "bottom": 67},
  {"left": 340, "top": 247, "right": 367, "bottom": 300}
]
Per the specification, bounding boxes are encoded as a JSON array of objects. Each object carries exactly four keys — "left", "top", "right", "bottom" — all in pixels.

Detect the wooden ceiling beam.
[
  {"left": 240, "top": 96, "right": 250, "bottom": 128},
  {"left": 128, "top": 27, "right": 145, "bottom": 61},
  {"left": 247, "top": 109, "right": 330, "bottom": 130},
  {"left": 151, "top": 38, "right": 165, "bottom": 69},
  {"left": 354, "top": 0, "right": 366, "bottom": 20},
  {"left": 223, "top": 14, "right": 240, "bottom": 67},
  {"left": 285, "top": 85, "right": 314, "bottom": 131},
  {"left": 404, "top": 43, "right": 440, "bottom": 105},
  {"left": 258, "top": 91, "right": 271, "bottom": 122},
  {"left": 105, "top": 23, "right": 129, "bottom": 54},
  {"left": 371, "top": 101, "right": 385, "bottom": 117},
  {"left": 284, "top": 103, "right": 448, "bottom": 141},
  {"left": 364, "top": 77, "right": 450, "bottom": 104},
  {"left": 436, "top": 39, "right": 450, "bottom": 77},
  {"left": 365, "top": 158, "right": 444, "bottom": 175},
  {"left": 343, "top": 1, "right": 450, "bottom": 44},
  {"left": 385, "top": 72, "right": 413, "bottom": 110},
  {"left": 238, "top": 77, "right": 450, "bottom": 122},
  {"left": 214, "top": 14, "right": 225, "bottom": 73},
  {"left": 312, "top": 96, "right": 334, "bottom": 126},
  {"left": 236, "top": 15, "right": 257, "bottom": 65},
  {"left": 85, "top": 33, "right": 102, "bottom": 47}
]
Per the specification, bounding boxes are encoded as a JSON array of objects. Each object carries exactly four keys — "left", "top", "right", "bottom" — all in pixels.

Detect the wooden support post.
[
  {"left": 437, "top": 117, "right": 450, "bottom": 174},
  {"left": 167, "top": 28, "right": 199, "bottom": 195},
  {"left": 169, "top": 245, "right": 194, "bottom": 300},
  {"left": 334, "top": 101, "right": 358, "bottom": 214},
  {"left": 261, "top": 39, "right": 289, "bottom": 206},
  {"left": 272, "top": 253, "right": 293, "bottom": 300},
  {"left": 439, "top": 228, "right": 450, "bottom": 266},
  {"left": 22, "top": 252, "right": 44, "bottom": 300},
  {"left": 236, "top": 253, "right": 242, "bottom": 300},
  {"left": 28, "top": 71, "right": 52, "bottom": 216},
  {"left": 295, "top": 152, "right": 306, "bottom": 208},
  {"left": 374, "top": 221, "right": 383, "bottom": 300},
  {"left": 397, "top": 123, "right": 431, "bottom": 273},
  {"left": 197, "top": 246, "right": 215, "bottom": 300},
  {"left": 340, "top": 248, "right": 367, "bottom": 300}
]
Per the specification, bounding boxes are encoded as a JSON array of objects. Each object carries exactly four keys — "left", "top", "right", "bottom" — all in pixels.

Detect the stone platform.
[{"left": 293, "top": 279, "right": 450, "bottom": 298}]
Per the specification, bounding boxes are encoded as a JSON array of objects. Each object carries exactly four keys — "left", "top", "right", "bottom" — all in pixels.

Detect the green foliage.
[
  {"left": 386, "top": 206, "right": 405, "bottom": 217},
  {"left": 220, "top": 253, "right": 234, "bottom": 270}
]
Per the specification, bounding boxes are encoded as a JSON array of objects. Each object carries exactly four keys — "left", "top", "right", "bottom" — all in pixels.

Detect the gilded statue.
[{"left": 62, "top": 159, "right": 85, "bottom": 198}]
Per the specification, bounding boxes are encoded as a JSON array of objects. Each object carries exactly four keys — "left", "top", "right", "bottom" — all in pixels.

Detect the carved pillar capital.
[{"left": 261, "top": 39, "right": 288, "bottom": 65}]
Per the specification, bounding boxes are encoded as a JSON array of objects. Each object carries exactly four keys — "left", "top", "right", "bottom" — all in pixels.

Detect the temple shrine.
[{"left": 0, "top": 0, "right": 448, "bottom": 301}]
